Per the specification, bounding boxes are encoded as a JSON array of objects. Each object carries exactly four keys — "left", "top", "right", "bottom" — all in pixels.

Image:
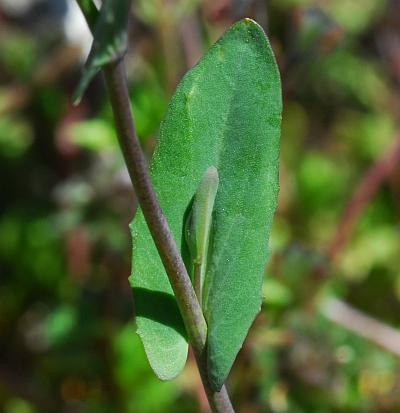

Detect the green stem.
[{"left": 75, "top": 2, "right": 234, "bottom": 412}]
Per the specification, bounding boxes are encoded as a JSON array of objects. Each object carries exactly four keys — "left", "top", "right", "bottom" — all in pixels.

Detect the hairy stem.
[{"left": 75, "top": 1, "right": 234, "bottom": 411}]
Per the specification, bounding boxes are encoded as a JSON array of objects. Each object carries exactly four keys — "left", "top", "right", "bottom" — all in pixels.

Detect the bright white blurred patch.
[{"left": 63, "top": 0, "right": 93, "bottom": 61}]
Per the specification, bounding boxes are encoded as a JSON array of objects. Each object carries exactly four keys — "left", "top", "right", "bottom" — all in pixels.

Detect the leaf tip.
[
  {"left": 243, "top": 17, "right": 257, "bottom": 25},
  {"left": 135, "top": 324, "right": 188, "bottom": 381},
  {"left": 72, "top": 94, "right": 82, "bottom": 107},
  {"left": 235, "top": 17, "right": 262, "bottom": 31},
  {"left": 204, "top": 165, "right": 219, "bottom": 185}
]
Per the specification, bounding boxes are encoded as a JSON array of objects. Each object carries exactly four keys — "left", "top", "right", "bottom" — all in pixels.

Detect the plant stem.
[
  {"left": 75, "top": 1, "right": 234, "bottom": 411},
  {"left": 103, "top": 59, "right": 234, "bottom": 413}
]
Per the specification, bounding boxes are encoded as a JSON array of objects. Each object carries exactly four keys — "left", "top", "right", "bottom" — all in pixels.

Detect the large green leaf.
[{"left": 130, "top": 18, "right": 281, "bottom": 388}]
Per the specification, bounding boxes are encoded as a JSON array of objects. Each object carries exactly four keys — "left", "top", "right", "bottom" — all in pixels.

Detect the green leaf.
[
  {"left": 76, "top": 0, "right": 98, "bottom": 29},
  {"left": 185, "top": 166, "right": 219, "bottom": 303},
  {"left": 130, "top": 18, "right": 281, "bottom": 387},
  {"left": 73, "top": 0, "right": 130, "bottom": 105}
]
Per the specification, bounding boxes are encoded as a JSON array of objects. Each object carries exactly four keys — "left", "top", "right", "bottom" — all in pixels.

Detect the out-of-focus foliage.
[{"left": 0, "top": 0, "right": 399, "bottom": 412}]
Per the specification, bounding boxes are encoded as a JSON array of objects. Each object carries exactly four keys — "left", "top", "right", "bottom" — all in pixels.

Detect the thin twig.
[
  {"left": 326, "top": 135, "right": 400, "bottom": 261},
  {"left": 75, "top": 1, "right": 234, "bottom": 411},
  {"left": 321, "top": 298, "right": 400, "bottom": 357}
]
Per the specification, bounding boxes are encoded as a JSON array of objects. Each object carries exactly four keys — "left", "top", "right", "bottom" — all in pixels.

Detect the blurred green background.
[{"left": 1, "top": 0, "right": 400, "bottom": 412}]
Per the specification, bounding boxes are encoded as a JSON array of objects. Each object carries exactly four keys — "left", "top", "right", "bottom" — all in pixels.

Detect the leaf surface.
[{"left": 130, "top": 19, "right": 281, "bottom": 387}]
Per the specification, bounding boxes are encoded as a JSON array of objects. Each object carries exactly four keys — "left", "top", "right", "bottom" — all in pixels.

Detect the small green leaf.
[
  {"left": 185, "top": 166, "right": 219, "bottom": 303},
  {"left": 130, "top": 19, "right": 281, "bottom": 387},
  {"left": 73, "top": 0, "right": 130, "bottom": 105}
]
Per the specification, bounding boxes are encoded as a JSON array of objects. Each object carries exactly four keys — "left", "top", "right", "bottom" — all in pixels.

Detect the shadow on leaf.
[{"left": 133, "top": 287, "right": 187, "bottom": 339}]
